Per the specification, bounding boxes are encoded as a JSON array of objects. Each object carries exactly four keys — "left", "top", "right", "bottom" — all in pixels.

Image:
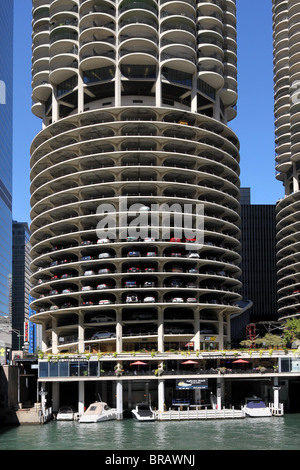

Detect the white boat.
[
  {"left": 243, "top": 396, "right": 272, "bottom": 417},
  {"left": 78, "top": 401, "right": 117, "bottom": 423},
  {"left": 131, "top": 402, "right": 156, "bottom": 421},
  {"left": 56, "top": 406, "right": 75, "bottom": 421}
]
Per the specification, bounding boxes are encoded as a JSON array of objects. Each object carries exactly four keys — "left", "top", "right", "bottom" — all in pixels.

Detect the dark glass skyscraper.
[{"left": 0, "top": 0, "right": 14, "bottom": 350}]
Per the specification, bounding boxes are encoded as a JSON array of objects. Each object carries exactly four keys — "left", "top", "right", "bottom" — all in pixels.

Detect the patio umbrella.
[
  {"left": 232, "top": 359, "right": 249, "bottom": 363},
  {"left": 181, "top": 360, "right": 198, "bottom": 364},
  {"left": 130, "top": 361, "right": 148, "bottom": 366}
]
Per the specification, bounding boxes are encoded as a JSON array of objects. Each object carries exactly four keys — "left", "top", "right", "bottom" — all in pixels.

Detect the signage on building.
[
  {"left": 24, "top": 321, "right": 29, "bottom": 343},
  {"left": 176, "top": 378, "right": 208, "bottom": 390}
]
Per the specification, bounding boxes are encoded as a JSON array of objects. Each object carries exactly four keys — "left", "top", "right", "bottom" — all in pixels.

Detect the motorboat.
[
  {"left": 56, "top": 406, "right": 75, "bottom": 421},
  {"left": 131, "top": 402, "right": 156, "bottom": 421},
  {"left": 243, "top": 396, "right": 272, "bottom": 417},
  {"left": 78, "top": 401, "right": 117, "bottom": 423}
]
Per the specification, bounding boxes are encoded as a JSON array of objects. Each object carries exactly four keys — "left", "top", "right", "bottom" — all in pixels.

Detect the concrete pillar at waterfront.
[
  {"left": 158, "top": 380, "right": 165, "bottom": 412},
  {"left": 52, "top": 382, "right": 60, "bottom": 413},
  {"left": 116, "top": 381, "right": 123, "bottom": 420},
  {"left": 78, "top": 381, "right": 85, "bottom": 415},
  {"left": 217, "top": 378, "right": 224, "bottom": 410},
  {"left": 273, "top": 377, "right": 280, "bottom": 410}
]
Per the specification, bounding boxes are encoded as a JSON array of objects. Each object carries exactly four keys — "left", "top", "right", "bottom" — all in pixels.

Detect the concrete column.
[
  {"left": 51, "top": 316, "right": 58, "bottom": 354},
  {"left": 193, "top": 309, "right": 200, "bottom": 351},
  {"left": 217, "top": 378, "right": 223, "bottom": 410},
  {"left": 116, "top": 312, "right": 122, "bottom": 353},
  {"left": 293, "top": 164, "right": 299, "bottom": 192},
  {"left": 191, "top": 73, "right": 197, "bottom": 113},
  {"left": 78, "top": 381, "right": 85, "bottom": 414},
  {"left": 78, "top": 312, "right": 85, "bottom": 354},
  {"left": 157, "top": 307, "right": 164, "bottom": 352},
  {"left": 116, "top": 380, "right": 123, "bottom": 420},
  {"left": 225, "top": 312, "right": 231, "bottom": 349},
  {"left": 115, "top": 65, "right": 121, "bottom": 107},
  {"left": 52, "top": 87, "right": 59, "bottom": 123},
  {"left": 273, "top": 377, "right": 280, "bottom": 410},
  {"left": 155, "top": 66, "right": 162, "bottom": 108},
  {"left": 213, "top": 93, "right": 221, "bottom": 121},
  {"left": 52, "top": 382, "right": 60, "bottom": 413},
  {"left": 41, "top": 322, "right": 48, "bottom": 353},
  {"left": 78, "top": 73, "right": 84, "bottom": 114},
  {"left": 158, "top": 379, "right": 165, "bottom": 412},
  {"left": 217, "top": 311, "right": 224, "bottom": 350},
  {"left": 128, "top": 382, "right": 132, "bottom": 410}
]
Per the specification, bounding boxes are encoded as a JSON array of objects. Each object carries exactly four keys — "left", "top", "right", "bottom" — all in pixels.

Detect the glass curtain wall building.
[
  {"left": 0, "top": 0, "right": 14, "bottom": 351},
  {"left": 272, "top": 0, "right": 300, "bottom": 322},
  {"left": 29, "top": 0, "right": 241, "bottom": 357}
]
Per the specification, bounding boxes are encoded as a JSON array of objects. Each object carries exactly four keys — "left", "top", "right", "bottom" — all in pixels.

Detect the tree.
[
  {"left": 283, "top": 318, "right": 300, "bottom": 346},
  {"left": 255, "top": 333, "right": 285, "bottom": 349}
]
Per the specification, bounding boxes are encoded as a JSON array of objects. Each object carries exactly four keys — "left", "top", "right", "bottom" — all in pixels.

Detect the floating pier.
[{"left": 156, "top": 407, "right": 246, "bottom": 421}]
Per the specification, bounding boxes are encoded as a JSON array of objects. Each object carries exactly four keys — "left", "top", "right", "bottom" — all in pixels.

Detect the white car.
[
  {"left": 187, "top": 298, "right": 197, "bottom": 303},
  {"left": 98, "top": 300, "right": 113, "bottom": 305},
  {"left": 172, "top": 297, "right": 184, "bottom": 303},
  {"left": 143, "top": 296, "right": 155, "bottom": 303},
  {"left": 97, "top": 284, "right": 108, "bottom": 290},
  {"left": 81, "top": 286, "right": 93, "bottom": 291},
  {"left": 98, "top": 252, "right": 112, "bottom": 259},
  {"left": 187, "top": 252, "right": 199, "bottom": 258},
  {"left": 97, "top": 238, "right": 110, "bottom": 244},
  {"left": 84, "top": 270, "right": 95, "bottom": 276}
]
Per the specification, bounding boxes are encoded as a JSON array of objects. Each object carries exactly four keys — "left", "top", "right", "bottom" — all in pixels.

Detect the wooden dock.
[{"left": 156, "top": 407, "right": 246, "bottom": 421}]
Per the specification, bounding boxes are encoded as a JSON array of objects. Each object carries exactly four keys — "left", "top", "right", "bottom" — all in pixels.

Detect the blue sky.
[{"left": 12, "top": 0, "right": 281, "bottom": 226}]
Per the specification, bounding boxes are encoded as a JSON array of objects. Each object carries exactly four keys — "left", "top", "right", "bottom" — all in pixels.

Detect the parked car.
[
  {"left": 81, "top": 285, "right": 93, "bottom": 291},
  {"left": 139, "top": 205, "right": 150, "bottom": 211},
  {"left": 98, "top": 268, "right": 111, "bottom": 274},
  {"left": 171, "top": 265, "right": 183, "bottom": 273},
  {"left": 128, "top": 267, "right": 141, "bottom": 273},
  {"left": 185, "top": 238, "right": 196, "bottom": 243},
  {"left": 126, "top": 294, "right": 138, "bottom": 303},
  {"left": 90, "top": 314, "right": 114, "bottom": 322},
  {"left": 172, "top": 297, "right": 184, "bottom": 303},
  {"left": 98, "top": 299, "right": 113, "bottom": 305},
  {"left": 170, "top": 238, "right": 181, "bottom": 243},
  {"left": 82, "top": 301, "right": 94, "bottom": 306},
  {"left": 50, "top": 260, "right": 58, "bottom": 267},
  {"left": 188, "top": 268, "right": 198, "bottom": 273},
  {"left": 81, "top": 240, "right": 93, "bottom": 246},
  {"left": 61, "top": 273, "right": 73, "bottom": 279},
  {"left": 126, "top": 236, "right": 138, "bottom": 242},
  {"left": 143, "top": 296, "right": 155, "bottom": 303},
  {"left": 97, "top": 238, "right": 110, "bottom": 244},
  {"left": 187, "top": 297, "right": 197, "bottom": 303},
  {"left": 98, "top": 252, "right": 112, "bottom": 259},
  {"left": 186, "top": 282, "right": 197, "bottom": 288},
  {"left": 171, "top": 279, "right": 182, "bottom": 287},
  {"left": 62, "top": 288, "right": 73, "bottom": 294},
  {"left": 50, "top": 305, "right": 59, "bottom": 310},
  {"left": 50, "top": 275, "right": 59, "bottom": 281},
  {"left": 165, "top": 326, "right": 186, "bottom": 334},
  {"left": 144, "top": 267, "right": 155, "bottom": 272},
  {"left": 171, "top": 252, "right": 182, "bottom": 257},
  {"left": 127, "top": 251, "right": 140, "bottom": 257},
  {"left": 143, "top": 237, "right": 156, "bottom": 242},
  {"left": 97, "top": 284, "right": 108, "bottom": 290},
  {"left": 49, "top": 290, "right": 59, "bottom": 295},
  {"left": 84, "top": 270, "right": 95, "bottom": 276},
  {"left": 143, "top": 281, "right": 155, "bottom": 287},
  {"left": 91, "top": 331, "right": 115, "bottom": 339},
  {"left": 81, "top": 255, "right": 93, "bottom": 261},
  {"left": 125, "top": 281, "right": 137, "bottom": 288},
  {"left": 146, "top": 252, "right": 157, "bottom": 257},
  {"left": 187, "top": 252, "right": 199, "bottom": 258},
  {"left": 131, "top": 313, "right": 153, "bottom": 320}
]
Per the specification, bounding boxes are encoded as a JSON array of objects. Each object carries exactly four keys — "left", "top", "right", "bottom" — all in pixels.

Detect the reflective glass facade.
[{"left": 0, "top": 1, "right": 13, "bottom": 324}]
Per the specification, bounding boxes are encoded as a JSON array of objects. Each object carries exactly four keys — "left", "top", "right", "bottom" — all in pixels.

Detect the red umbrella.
[
  {"left": 181, "top": 360, "right": 198, "bottom": 364},
  {"left": 232, "top": 359, "right": 249, "bottom": 363},
  {"left": 130, "top": 361, "right": 148, "bottom": 366}
]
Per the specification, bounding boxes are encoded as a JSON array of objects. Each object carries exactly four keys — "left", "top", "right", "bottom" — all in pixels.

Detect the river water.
[{"left": 0, "top": 414, "right": 299, "bottom": 451}]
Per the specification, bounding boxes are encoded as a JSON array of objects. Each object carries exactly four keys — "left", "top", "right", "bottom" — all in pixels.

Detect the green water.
[{"left": 0, "top": 415, "right": 299, "bottom": 451}]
